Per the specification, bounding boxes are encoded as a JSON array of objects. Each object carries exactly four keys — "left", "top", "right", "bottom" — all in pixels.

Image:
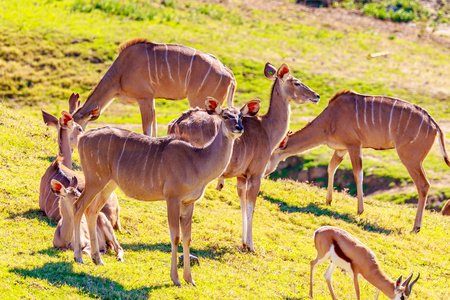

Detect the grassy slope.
[
  {"left": 0, "top": 0, "right": 450, "bottom": 298},
  {"left": 1, "top": 104, "right": 450, "bottom": 299}
]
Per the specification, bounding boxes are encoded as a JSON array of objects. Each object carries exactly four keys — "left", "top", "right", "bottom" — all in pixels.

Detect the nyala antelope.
[
  {"left": 72, "top": 38, "right": 236, "bottom": 137},
  {"left": 71, "top": 99, "right": 252, "bottom": 286},
  {"left": 266, "top": 90, "right": 450, "bottom": 233},
  {"left": 310, "top": 226, "right": 420, "bottom": 300}
]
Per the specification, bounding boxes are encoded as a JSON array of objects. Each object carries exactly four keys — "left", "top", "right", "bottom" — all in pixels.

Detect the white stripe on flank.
[
  {"left": 141, "top": 143, "right": 153, "bottom": 189},
  {"left": 363, "top": 97, "right": 368, "bottom": 126},
  {"left": 355, "top": 98, "right": 360, "bottom": 129},
  {"left": 379, "top": 97, "right": 383, "bottom": 125},
  {"left": 146, "top": 46, "right": 154, "bottom": 85},
  {"left": 410, "top": 111, "right": 425, "bottom": 144},
  {"left": 48, "top": 203, "right": 60, "bottom": 218},
  {"left": 185, "top": 50, "right": 196, "bottom": 91},
  {"left": 402, "top": 109, "right": 413, "bottom": 135},
  {"left": 371, "top": 96, "right": 375, "bottom": 125},
  {"left": 106, "top": 133, "right": 113, "bottom": 167},
  {"left": 425, "top": 115, "right": 431, "bottom": 139},
  {"left": 96, "top": 135, "right": 103, "bottom": 166},
  {"left": 200, "top": 126, "right": 204, "bottom": 143},
  {"left": 116, "top": 132, "right": 132, "bottom": 179},
  {"left": 165, "top": 45, "right": 174, "bottom": 82},
  {"left": 388, "top": 100, "right": 398, "bottom": 138},
  {"left": 154, "top": 50, "right": 160, "bottom": 85},
  {"left": 198, "top": 57, "right": 212, "bottom": 91},
  {"left": 396, "top": 104, "right": 405, "bottom": 136},
  {"left": 177, "top": 45, "right": 181, "bottom": 83},
  {"left": 212, "top": 72, "right": 223, "bottom": 96}
]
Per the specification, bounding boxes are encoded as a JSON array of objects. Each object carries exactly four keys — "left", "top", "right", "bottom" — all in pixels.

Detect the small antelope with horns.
[
  {"left": 168, "top": 62, "right": 320, "bottom": 251},
  {"left": 51, "top": 177, "right": 124, "bottom": 261},
  {"left": 72, "top": 98, "right": 249, "bottom": 286},
  {"left": 40, "top": 94, "right": 121, "bottom": 230},
  {"left": 72, "top": 38, "right": 236, "bottom": 137},
  {"left": 310, "top": 226, "right": 420, "bottom": 300},
  {"left": 266, "top": 90, "right": 450, "bottom": 233}
]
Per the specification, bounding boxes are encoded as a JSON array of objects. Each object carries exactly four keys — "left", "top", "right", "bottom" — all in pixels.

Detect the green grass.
[
  {"left": 0, "top": 1, "right": 450, "bottom": 297},
  {"left": 1, "top": 104, "right": 450, "bottom": 299}
]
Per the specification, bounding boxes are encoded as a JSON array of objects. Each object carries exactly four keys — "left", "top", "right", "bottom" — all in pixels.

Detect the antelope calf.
[
  {"left": 40, "top": 94, "right": 120, "bottom": 230},
  {"left": 168, "top": 63, "right": 320, "bottom": 251},
  {"left": 266, "top": 90, "right": 450, "bottom": 232},
  {"left": 310, "top": 226, "right": 420, "bottom": 300},
  {"left": 51, "top": 177, "right": 123, "bottom": 261},
  {"left": 72, "top": 99, "right": 249, "bottom": 286},
  {"left": 72, "top": 38, "right": 236, "bottom": 137}
]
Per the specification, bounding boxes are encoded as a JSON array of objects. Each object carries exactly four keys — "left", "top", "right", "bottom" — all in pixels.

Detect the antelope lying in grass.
[
  {"left": 72, "top": 99, "right": 249, "bottom": 286},
  {"left": 310, "top": 226, "right": 420, "bottom": 300},
  {"left": 266, "top": 90, "right": 450, "bottom": 232},
  {"left": 72, "top": 38, "right": 236, "bottom": 137},
  {"left": 40, "top": 94, "right": 121, "bottom": 230},
  {"left": 168, "top": 63, "right": 320, "bottom": 251},
  {"left": 51, "top": 177, "right": 123, "bottom": 261}
]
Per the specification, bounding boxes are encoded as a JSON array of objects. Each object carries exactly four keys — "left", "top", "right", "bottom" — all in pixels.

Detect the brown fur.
[
  {"left": 168, "top": 63, "right": 320, "bottom": 251},
  {"left": 267, "top": 92, "right": 450, "bottom": 233},
  {"left": 327, "top": 89, "right": 355, "bottom": 104},
  {"left": 117, "top": 37, "right": 149, "bottom": 53},
  {"left": 441, "top": 200, "right": 450, "bottom": 216}
]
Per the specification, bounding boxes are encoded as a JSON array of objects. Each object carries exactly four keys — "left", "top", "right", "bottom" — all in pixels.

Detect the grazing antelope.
[
  {"left": 51, "top": 177, "right": 124, "bottom": 261},
  {"left": 168, "top": 63, "right": 320, "bottom": 251},
  {"left": 310, "top": 226, "right": 420, "bottom": 300},
  {"left": 441, "top": 200, "right": 450, "bottom": 216},
  {"left": 265, "top": 90, "right": 450, "bottom": 233},
  {"left": 40, "top": 95, "right": 121, "bottom": 230},
  {"left": 72, "top": 99, "right": 249, "bottom": 286},
  {"left": 72, "top": 38, "right": 236, "bottom": 137}
]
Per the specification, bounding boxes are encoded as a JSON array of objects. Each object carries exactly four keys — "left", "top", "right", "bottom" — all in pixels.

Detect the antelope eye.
[
  {"left": 294, "top": 82, "right": 301, "bottom": 86},
  {"left": 222, "top": 115, "right": 229, "bottom": 120}
]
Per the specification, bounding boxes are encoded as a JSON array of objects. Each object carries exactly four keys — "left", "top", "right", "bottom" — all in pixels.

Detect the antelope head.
[
  {"left": 59, "top": 111, "right": 84, "bottom": 149},
  {"left": 264, "top": 62, "right": 320, "bottom": 104},
  {"left": 205, "top": 97, "right": 259, "bottom": 139},
  {"left": 388, "top": 273, "right": 420, "bottom": 300},
  {"left": 51, "top": 177, "right": 81, "bottom": 210}
]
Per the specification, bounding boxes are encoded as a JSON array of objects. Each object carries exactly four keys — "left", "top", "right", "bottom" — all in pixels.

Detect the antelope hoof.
[
  {"left": 172, "top": 278, "right": 181, "bottom": 287},
  {"left": 92, "top": 256, "right": 105, "bottom": 266},
  {"left": 243, "top": 243, "right": 255, "bottom": 253},
  {"left": 184, "top": 278, "right": 196, "bottom": 287},
  {"left": 178, "top": 254, "right": 200, "bottom": 266},
  {"left": 74, "top": 257, "right": 84, "bottom": 264},
  {"left": 116, "top": 252, "right": 124, "bottom": 262},
  {"left": 357, "top": 209, "right": 364, "bottom": 215},
  {"left": 411, "top": 226, "right": 421, "bottom": 233}
]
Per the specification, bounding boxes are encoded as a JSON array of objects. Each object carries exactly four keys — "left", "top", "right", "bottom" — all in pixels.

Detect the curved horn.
[{"left": 405, "top": 273, "right": 420, "bottom": 296}]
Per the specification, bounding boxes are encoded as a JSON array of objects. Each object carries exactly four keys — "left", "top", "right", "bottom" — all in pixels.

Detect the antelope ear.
[
  {"left": 278, "top": 63, "right": 290, "bottom": 82},
  {"left": 68, "top": 93, "right": 80, "bottom": 114},
  {"left": 279, "top": 135, "right": 289, "bottom": 149},
  {"left": 205, "top": 97, "right": 222, "bottom": 115},
  {"left": 60, "top": 111, "right": 74, "bottom": 131},
  {"left": 42, "top": 109, "right": 58, "bottom": 128},
  {"left": 264, "top": 63, "right": 277, "bottom": 81},
  {"left": 87, "top": 107, "right": 100, "bottom": 121},
  {"left": 241, "top": 99, "right": 260, "bottom": 116},
  {"left": 69, "top": 176, "right": 78, "bottom": 189},
  {"left": 394, "top": 275, "right": 403, "bottom": 293},
  {"left": 51, "top": 179, "right": 67, "bottom": 197}
]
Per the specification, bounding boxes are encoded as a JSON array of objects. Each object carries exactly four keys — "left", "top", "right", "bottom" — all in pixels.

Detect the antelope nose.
[{"left": 236, "top": 124, "right": 243, "bottom": 132}]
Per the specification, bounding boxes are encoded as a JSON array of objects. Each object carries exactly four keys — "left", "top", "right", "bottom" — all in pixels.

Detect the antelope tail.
[{"left": 437, "top": 126, "right": 450, "bottom": 167}]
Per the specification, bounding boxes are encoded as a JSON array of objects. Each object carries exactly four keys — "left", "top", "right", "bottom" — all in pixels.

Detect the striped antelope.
[
  {"left": 310, "top": 226, "right": 420, "bottom": 300},
  {"left": 51, "top": 177, "right": 123, "bottom": 261},
  {"left": 72, "top": 99, "right": 250, "bottom": 286},
  {"left": 168, "top": 63, "right": 320, "bottom": 251},
  {"left": 265, "top": 90, "right": 450, "bottom": 232},
  {"left": 40, "top": 94, "right": 121, "bottom": 230},
  {"left": 72, "top": 38, "right": 236, "bottom": 137}
]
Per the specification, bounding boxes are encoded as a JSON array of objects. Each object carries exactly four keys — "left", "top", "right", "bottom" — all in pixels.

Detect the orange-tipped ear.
[
  {"left": 88, "top": 107, "right": 100, "bottom": 121},
  {"left": 51, "top": 179, "right": 67, "bottom": 196},
  {"left": 241, "top": 99, "right": 261, "bottom": 116},
  {"left": 61, "top": 111, "right": 73, "bottom": 125},
  {"left": 205, "top": 97, "right": 222, "bottom": 115},
  {"left": 264, "top": 63, "right": 277, "bottom": 81},
  {"left": 279, "top": 135, "right": 289, "bottom": 149},
  {"left": 278, "top": 63, "right": 290, "bottom": 82},
  {"left": 42, "top": 109, "right": 58, "bottom": 128},
  {"left": 68, "top": 93, "right": 80, "bottom": 114}
]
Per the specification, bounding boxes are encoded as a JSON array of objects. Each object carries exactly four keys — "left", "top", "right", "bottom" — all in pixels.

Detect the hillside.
[
  {"left": 0, "top": 0, "right": 450, "bottom": 298},
  {"left": 1, "top": 104, "right": 449, "bottom": 299}
]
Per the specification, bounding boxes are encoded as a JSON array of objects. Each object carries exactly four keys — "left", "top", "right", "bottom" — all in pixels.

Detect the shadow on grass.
[
  {"left": 260, "top": 191, "right": 393, "bottom": 235},
  {"left": 122, "top": 242, "right": 232, "bottom": 262},
  {"left": 11, "top": 262, "right": 169, "bottom": 299},
  {"left": 7, "top": 208, "right": 56, "bottom": 226}
]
